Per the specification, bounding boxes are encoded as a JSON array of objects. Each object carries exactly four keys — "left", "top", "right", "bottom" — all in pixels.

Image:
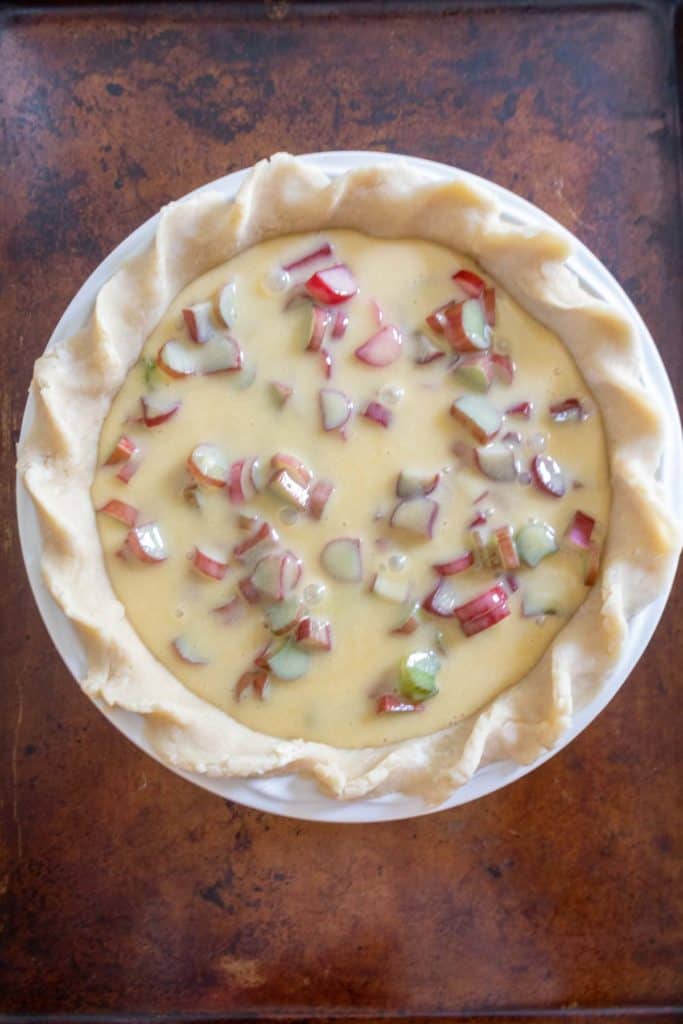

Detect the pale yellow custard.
[{"left": 92, "top": 229, "right": 610, "bottom": 748}]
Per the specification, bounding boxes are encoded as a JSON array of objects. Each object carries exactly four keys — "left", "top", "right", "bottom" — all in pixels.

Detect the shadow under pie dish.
[{"left": 17, "top": 152, "right": 681, "bottom": 813}]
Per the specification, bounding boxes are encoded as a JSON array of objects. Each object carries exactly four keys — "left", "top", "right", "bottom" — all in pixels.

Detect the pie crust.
[{"left": 18, "top": 154, "right": 681, "bottom": 801}]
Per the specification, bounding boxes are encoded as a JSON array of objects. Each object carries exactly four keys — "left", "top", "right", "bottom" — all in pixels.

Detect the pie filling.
[{"left": 92, "top": 230, "right": 610, "bottom": 748}]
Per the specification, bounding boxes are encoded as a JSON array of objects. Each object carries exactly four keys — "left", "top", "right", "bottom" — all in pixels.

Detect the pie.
[{"left": 19, "top": 154, "right": 680, "bottom": 801}]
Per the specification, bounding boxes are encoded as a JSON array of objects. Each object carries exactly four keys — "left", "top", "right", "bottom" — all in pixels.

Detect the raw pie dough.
[{"left": 19, "top": 154, "right": 681, "bottom": 801}]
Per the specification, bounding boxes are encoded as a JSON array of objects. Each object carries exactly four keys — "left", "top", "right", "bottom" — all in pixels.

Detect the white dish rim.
[{"left": 15, "top": 150, "right": 683, "bottom": 823}]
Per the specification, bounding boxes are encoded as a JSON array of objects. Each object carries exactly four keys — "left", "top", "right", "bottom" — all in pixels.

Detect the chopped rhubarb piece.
[
  {"left": 237, "top": 511, "right": 261, "bottom": 531},
  {"left": 451, "top": 394, "right": 502, "bottom": 443},
  {"left": 105, "top": 434, "right": 137, "bottom": 465},
  {"left": 98, "top": 499, "right": 139, "bottom": 527},
  {"left": 320, "top": 537, "right": 363, "bottom": 583},
  {"left": 549, "top": 397, "right": 587, "bottom": 422},
  {"left": 502, "top": 430, "right": 522, "bottom": 445},
  {"left": 399, "top": 650, "right": 440, "bottom": 702},
  {"left": 483, "top": 286, "right": 496, "bottom": 326},
  {"left": 227, "top": 458, "right": 259, "bottom": 504},
  {"left": 390, "top": 497, "right": 439, "bottom": 539},
  {"left": 377, "top": 694, "right": 424, "bottom": 714},
  {"left": 182, "top": 302, "right": 214, "bottom": 344},
  {"left": 187, "top": 444, "right": 230, "bottom": 487},
  {"left": 453, "top": 583, "right": 508, "bottom": 624},
  {"left": 250, "top": 458, "right": 270, "bottom": 493},
  {"left": 331, "top": 310, "right": 349, "bottom": 339},
  {"left": 490, "top": 352, "right": 515, "bottom": 385},
  {"left": 425, "top": 302, "right": 450, "bottom": 336},
  {"left": 218, "top": 280, "right": 236, "bottom": 328},
  {"left": 238, "top": 576, "right": 261, "bottom": 604},
  {"left": 461, "top": 600, "right": 510, "bottom": 636},
  {"left": 305, "top": 263, "right": 358, "bottom": 305},
  {"left": 362, "top": 400, "right": 392, "bottom": 428},
  {"left": 423, "top": 580, "right": 462, "bottom": 618},
  {"left": 413, "top": 331, "right": 445, "bottom": 365},
  {"left": 126, "top": 522, "right": 167, "bottom": 563},
  {"left": 531, "top": 454, "right": 566, "bottom": 498},
  {"left": 455, "top": 353, "right": 494, "bottom": 392},
  {"left": 503, "top": 573, "right": 520, "bottom": 594},
  {"left": 158, "top": 334, "right": 243, "bottom": 377},
  {"left": 309, "top": 479, "right": 334, "bottom": 520},
  {"left": 505, "top": 400, "right": 533, "bottom": 420},
  {"left": 390, "top": 602, "right": 422, "bottom": 635},
  {"left": 193, "top": 545, "right": 228, "bottom": 580},
  {"left": 116, "top": 456, "right": 141, "bottom": 484},
  {"left": 443, "top": 298, "right": 490, "bottom": 352},
  {"left": 266, "top": 639, "right": 311, "bottom": 680},
  {"left": 396, "top": 470, "right": 440, "bottom": 499},
  {"left": 433, "top": 552, "right": 474, "bottom": 576},
  {"left": 565, "top": 510, "right": 596, "bottom": 549},
  {"left": 268, "top": 468, "right": 310, "bottom": 511},
  {"left": 212, "top": 596, "right": 244, "bottom": 624},
  {"left": 371, "top": 572, "right": 409, "bottom": 604},
  {"left": 233, "top": 521, "right": 279, "bottom": 564},
  {"left": 475, "top": 442, "right": 518, "bottom": 481},
  {"left": 269, "top": 380, "right": 293, "bottom": 407},
  {"left": 234, "top": 667, "right": 269, "bottom": 701},
  {"left": 319, "top": 387, "right": 353, "bottom": 433},
  {"left": 370, "top": 298, "right": 384, "bottom": 326},
  {"left": 355, "top": 324, "right": 403, "bottom": 367},
  {"left": 452, "top": 269, "right": 486, "bottom": 298},
  {"left": 584, "top": 543, "right": 601, "bottom": 586},
  {"left": 172, "top": 635, "right": 209, "bottom": 665},
  {"left": 295, "top": 617, "right": 333, "bottom": 651},
  {"left": 270, "top": 453, "right": 312, "bottom": 487},
  {"left": 283, "top": 241, "right": 333, "bottom": 273},
  {"left": 266, "top": 595, "right": 304, "bottom": 636},
  {"left": 516, "top": 521, "right": 558, "bottom": 567},
  {"left": 304, "top": 305, "right": 331, "bottom": 352},
  {"left": 320, "top": 348, "right": 334, "bottom": 379},
  {"left": 492, "top": 525, "right": 520, "bottom": 570},
  {"left": 251, "top": 550, "right": 302, "bottom": 600},
  {"left": 141, "top": 393, "right": 181, "bottom": 427}
]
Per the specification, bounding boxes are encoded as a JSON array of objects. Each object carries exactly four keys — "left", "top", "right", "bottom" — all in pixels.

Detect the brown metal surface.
[{"left": 1, "top": 2, "right": 681, "bottom": 1019}]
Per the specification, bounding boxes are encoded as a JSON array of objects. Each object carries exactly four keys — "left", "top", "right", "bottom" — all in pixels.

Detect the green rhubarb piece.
[
  {"left": 399, "top": 650, "right": 440, "bottom": 702},
  {"left": 266, "top": 639, "right": 311, "bottom": 681},
  {"left": 516, "top": 522, "right": 558, "bottom": 568}
]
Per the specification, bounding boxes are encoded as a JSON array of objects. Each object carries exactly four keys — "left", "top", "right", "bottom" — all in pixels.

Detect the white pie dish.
[{"left": 16, "top": 151, "right": 682, "bottom": 822}]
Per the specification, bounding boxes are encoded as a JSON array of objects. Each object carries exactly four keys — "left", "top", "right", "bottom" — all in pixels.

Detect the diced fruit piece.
[
  {"left": 250, "top": 458, "right": 270, "bottom": 493},
  {"left": 370, "top": 298, "right": 384, "bottom": 326},
  {"left": 503, "top": 573, "right": 520, "bottom": 594},
  {"left": 452, "top": 269, "right": 485, "bottom": 298},
  {"left": 158, "top": 334, "right": 243, "bottom": 377},
  {"left": 319, "top": 387, "right": 353, "bottom": 432},
  {"left": 390, "top": 602, "right": 422, "bottom": 635},
  {"left": 475, "top": 442, "right": 518, "bottom": 481},
  {"left": 491, "top": 352, "right": 515, "bottom": 385},
  {"left": 270, "top": 453, "right": 312, "bottom": 487},
  {"left": 233, "top": 521, "right": 279, "bottom": 564},
  {"left": 461, "top": 600, "right": 510, "bottom": 636},
  {"left": 237, "top": 511, "right": 261, "bottom": 531},
  {"left": 251, "top": 550, "right": 302, "bottom": 600},
  {"left": 399, "top": 650, "right": 440, "bottom": 702},
  {"left": 516, "top": 521, "right": 558, "bottom": 567},
  {"left": 212, "top": 596, "right": 244, "bottom": 624},
  {"left": 182, "top": 302, "right": 214, "bottom": 343},
  {"left": 433, "top": 551, "right": 474, "bottom": 576},
  {"left": 425, "top": 302, "right": 450, "bottom": 335},
  {"left": 470, "top": 526, "right": 491, "bottom": 567},
  {"left": 187, "top": 443, "right": 229, "bottom": 487},
  {"left": 105, "top": 434, "right": 137, "bottom": 465},
  {"left": 320, "top": 348, "right": 333, "bottom": 379},
  {"left": 371, "top": 572, "right": 409, "bottom": 604},
  {"left": 492, "top": 525, "right": 520, "bottom": 570},
  {"left": 530, "top": 454, "right": 566, "bottom": 498},
  {"left": 396, "top": 470, "right": 440, "bottom": 499},
  {"left": 413, "top": 331, "right": 445, "bottom": 365},
  {"left": 390, "top": 497, "right": 439, "bottom": 539},
  {"left": 218, "top": 280, "right": 236, "bottom": 328},
  {"left": 238, "top": 576, "right": 261, "bottom": 604},
  {"left": 362, "top": 400, "right": 392, "bottom": 428},
  {"left": 295, "top": 617, "right": 333, "bottom": 651},
  {"left": 268, "top": 469, "right": 310, "bottom": 511},
  {"left": 455, "top": 353, "right": 494, "bottom": 392},
  {"left": 266, "top": 639, "right": 311, "bottom": 681},
  {"left": 98, "top": 499, "right": 139, "bottom": 527},
  {"left": 451, "top": 394, "right": 502, "bottom": 443},
  {"left": 443, "top": 298, "right": 490, "bottom": 352},
  {"left": 305, "top": 263, "right": 358, "bottom": 305},
  {"left": 320, "top": 537, "right": 362, "bottom": 582},
  {"left": 502, "top": 430, "right": 522, "bottom": 445},
  {"left": 283, "top": 241, "right": 333, "bottom": 273},
  {"left": 234, "top": 668, "right": 269, "bottom": 701},
  {"left": 269, "top": 380, "right": 293, "bottom": 407},
  {"left": 193, "top": 545, "right": 228, "bottom": 580},
  {"left": 584, "top": 543, "right": 601, "bottom": 586},
  {"left": 331, "top": 310, "right": 349, "bottom": 339},
  {"left": 172, "top": 635, "right": 209, "bottom": 665},
  {"left": 549, "top": 397, "right": 587, "bottom": 422},
  {"left": 355, "top": 324, "right": 403, "bottom": 367},
  {"left": 423, "top": 580, "right": 462, "bottom": 618},
  {"left": 127, "top": 522, "right": 167, "bottom": 563},
  {"left": 227, "top": 458, "right": 259, "bottom": 504},
  {"left": 141, "top": 393, "right": 181, "bottom": 427},
  {"left": 304, "top": 305, "right": 331, "bottom": 352},
  {"left": 483, "top": 287, "right": 496, "bottom": 326},
  {"left": 453, "top": 583, "right": 508, "bottom": 624},
  {"left": 116, "top": 456, "right": 141, "bottom": 484},
  {"left": 309, "top": 479, "right": 334, "bottom": 520},
  {"left": 377, "top": 694, "right": 424, "bottom": 714},
  {"left": 265, "top": 595, "right": 304, "bottom": 635},
  {"left": 505, "top": 400, "right": 533, "bottom": 419},
  {"left": 565, "top": 510, "right": 596, "bottom": 549}
]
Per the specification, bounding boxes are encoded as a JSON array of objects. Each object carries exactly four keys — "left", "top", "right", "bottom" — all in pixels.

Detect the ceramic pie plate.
[{"left": 16, "top": 151, "right": 683, "bottom": 822}]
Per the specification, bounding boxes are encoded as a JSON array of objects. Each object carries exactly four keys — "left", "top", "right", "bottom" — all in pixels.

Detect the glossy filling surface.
[{"left": 92, "top": 230, "right": 610, "bottom": 747}]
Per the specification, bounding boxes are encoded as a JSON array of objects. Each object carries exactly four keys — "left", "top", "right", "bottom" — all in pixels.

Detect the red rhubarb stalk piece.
[
  {"left": 305, "top": 263, "right": 358, "bottom": 305},
  {"left": 331, "top": 310, "right": 349, "bottom": 340},
  {"left": 193, "top": 546, "right": 228, "bottom": 581},
  {"left": 362, "top": 400, "right": 392, "bottom": 428},
  {"left": 433, "top": 552, "right": 475, "bottom": 576},
  {"left": 461, "top": 600, "right": 510, "bottom": 636},
  {"left": 182, "top": 303, "right": 214, "bottom": 344},
  {"left": 309, "top": 479, "right": 334, "bottom": 520},
  {"left": 376, "top": 694, "right": 424, "bottom": 714},
  {"left": 565, "top": 510, "right": 596, "bottom": 549},
  {"left": 234, "top": 668, "right": 270, "bottom": 701},
  {"left": 453, "top": 583, "right": 508, "bottom": 624},
  {"left": 505, "top": 400, "right": 533, "bottom": 419},
  {"left": 105, "top": 434, "right": 137, "bottom": 465},
  {"left": 116, "top": 457, "right": 141, "bottom": 484},
  {"left": 452, "top": 269, "right": 485, "bottom": 298},
  {"left": 549, "top": 397, "right": 587, "bottom": 422},
  {"left": 530, "top": 454, "right": 566, "bottom": 498},
  {"left": 98, "top": 499, "right": 139, "bottom": 527},
  {"left": 483, "top": 286, "right": 496, "bottom": 326},
  {"left": 283, "top": 241, "right": 334, "bottom": 273},
  {"left": 354, "top": 324, "right": 402, "bottom": 367}
]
